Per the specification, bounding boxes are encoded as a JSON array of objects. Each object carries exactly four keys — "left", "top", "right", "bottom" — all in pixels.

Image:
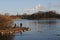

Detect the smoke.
[
  {"left": 26, "top": 4, "right": 41, "bottom": 12},
  {"left": 35, "top": 4, "right": 41, "bottom": 11}
]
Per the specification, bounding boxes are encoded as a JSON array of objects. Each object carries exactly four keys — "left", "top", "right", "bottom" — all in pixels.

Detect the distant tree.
[
  {"left": 22, "top": 13, "right": 28, "bottom": 19},
  {"left": 26, "top": 11, "right": 60, "bottom": 19}
]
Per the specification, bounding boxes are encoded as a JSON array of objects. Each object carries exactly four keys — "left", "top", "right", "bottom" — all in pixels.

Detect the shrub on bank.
[{"left": 0, "top": 15, "right": 13, "bottom": 29}]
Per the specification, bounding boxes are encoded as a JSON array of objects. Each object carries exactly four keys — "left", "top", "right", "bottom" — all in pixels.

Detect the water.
[{"left": 1, "top": 19, "right": 60, "bottom": 40}]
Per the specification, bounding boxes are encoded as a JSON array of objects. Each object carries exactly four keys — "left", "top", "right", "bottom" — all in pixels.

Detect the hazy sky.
[{"left": 0, "top": 0, "right": 60, "bottom": 15}]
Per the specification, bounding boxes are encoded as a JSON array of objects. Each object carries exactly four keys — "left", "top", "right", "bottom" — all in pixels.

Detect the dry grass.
[{"left": 0, "top": 15, "right": 13, "bottom": 28}]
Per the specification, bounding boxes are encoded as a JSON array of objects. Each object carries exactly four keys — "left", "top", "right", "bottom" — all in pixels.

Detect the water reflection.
[
  {"left": 46, "top": 21, "right": 56, "bottom": 24},
  {"left": 12, "top": 19, "right": 60, "bottom": 40},
  {"left": 32, "top": 20, "right": 57, "bottom": 32},
  {"left": 48, "top": 21, "right": 56, "bottom": 30},
  {"left": 0, "top": 32, "right": 23, "bottom": 40},
  {"left": 33, "top": 20, "right": 57, "bottom": 24},
  {"left": 20, "top": 32, "right": 23, "bottom": 36},
  {"left": 0, "top": 34, "right": 15, "bottom": 40}
]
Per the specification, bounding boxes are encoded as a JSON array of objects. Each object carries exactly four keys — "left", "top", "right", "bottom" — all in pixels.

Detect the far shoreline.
[{"left": 13, "top": 18, "right": 59, "bottom": 20}]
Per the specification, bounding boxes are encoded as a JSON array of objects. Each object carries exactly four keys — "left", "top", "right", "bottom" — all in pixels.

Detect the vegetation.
[
  {"left": 0, "top": 15, "right": 13, "bottom": 29},
  {"left": 21, "top": 11, "right": 60, "bottom": 20},
  {"left": 10, "top": 11, "right": 60, "bottom": 20}
]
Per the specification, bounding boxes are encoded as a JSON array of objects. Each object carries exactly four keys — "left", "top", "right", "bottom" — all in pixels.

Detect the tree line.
[
  {"left": 21, "top": 11, "right": 60, "bottom": 19},
  {"left": 10, "top": 11, "right": 60, "bottom": 20}
]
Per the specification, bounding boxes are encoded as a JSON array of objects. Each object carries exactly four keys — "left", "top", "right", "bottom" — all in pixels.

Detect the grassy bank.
[{"left": 0, "top": 27, "right": 30, "bottom": 35}]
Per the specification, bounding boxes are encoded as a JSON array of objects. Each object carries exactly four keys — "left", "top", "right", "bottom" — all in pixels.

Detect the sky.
[{"left": 0, "top": 0, "right": 60, "bottom": 15}]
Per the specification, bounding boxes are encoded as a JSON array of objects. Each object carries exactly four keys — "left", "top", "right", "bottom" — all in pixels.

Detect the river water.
[{"left": 0, "top": 19, "right": 60, "bottom": 40}]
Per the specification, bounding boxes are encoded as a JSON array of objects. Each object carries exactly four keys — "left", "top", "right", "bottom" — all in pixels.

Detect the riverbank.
[{"left": 0, "top": 27, "right": 30, "bottom": 35}]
